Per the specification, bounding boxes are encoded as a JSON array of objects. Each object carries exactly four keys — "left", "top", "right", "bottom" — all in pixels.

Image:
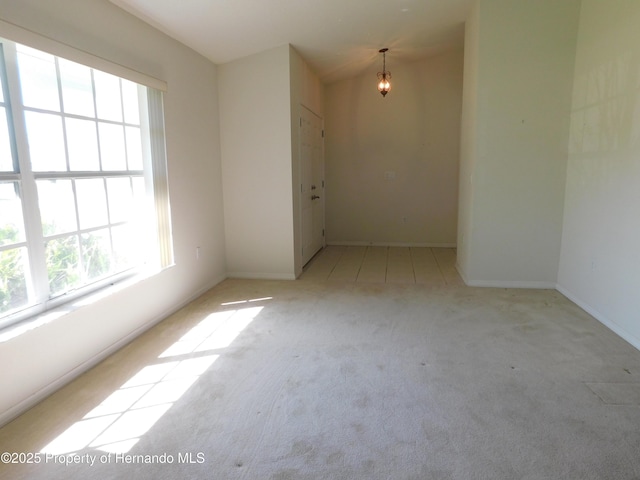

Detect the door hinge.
[
  {"left": 322, "top": 129, "right": 324, "bottom": 138},
  {"left": 322, "top": 180, "right": 325, "bottom": 188},
  {"left": 300, "top": 117, "right": 302, "bottom": 127},
  {"left": 322, "top": 229, "right": 325, "bottom": 237}
]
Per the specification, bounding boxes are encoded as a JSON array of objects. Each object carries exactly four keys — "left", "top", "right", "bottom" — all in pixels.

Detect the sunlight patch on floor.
[{"left": 39, "top": 299, "right": 268, "bottom": 456}]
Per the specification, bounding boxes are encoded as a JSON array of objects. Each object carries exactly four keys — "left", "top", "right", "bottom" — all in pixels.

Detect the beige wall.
[
  {"left": 457, "top": 0, "right": 581, "bottom": 287},
  {"left": 324, "top": 49, "right": 463, "bottom": 246},
  {"left": 558, "top": 0, "right": 640, "bottom": 349},
  {"left": 0, "top": 0, "right": 226, "bottom": 422}
]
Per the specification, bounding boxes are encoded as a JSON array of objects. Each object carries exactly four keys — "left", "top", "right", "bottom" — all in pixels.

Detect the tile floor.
[{"left": 301, "top": 245, "right": 464, "bottom": 285}]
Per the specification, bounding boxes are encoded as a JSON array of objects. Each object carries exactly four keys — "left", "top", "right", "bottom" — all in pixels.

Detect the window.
[{"left": 0, "top": 38, "right": 172, "bottom": 328}]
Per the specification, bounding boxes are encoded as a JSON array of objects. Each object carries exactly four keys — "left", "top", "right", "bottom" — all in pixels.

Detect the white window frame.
[{"left": 0, "top": 23, "right": 173, "bottom": 330}]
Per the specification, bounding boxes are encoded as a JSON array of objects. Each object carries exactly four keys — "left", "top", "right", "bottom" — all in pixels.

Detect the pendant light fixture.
[{"left": 377, "top": 48, "right": 391, "bottom": 97}]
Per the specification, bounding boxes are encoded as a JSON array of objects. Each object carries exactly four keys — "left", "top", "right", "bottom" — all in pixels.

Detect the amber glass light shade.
[{"left": 377, "top": 48, "right": 391, "bottom": 97}]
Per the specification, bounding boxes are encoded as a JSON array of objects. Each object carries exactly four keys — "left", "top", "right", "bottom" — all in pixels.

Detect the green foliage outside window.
[
  {"left": 0, "top": 225, "right": 27, "bottom": 314},
  {"left": 45, "top": 235, "right": 80, "bottom": 296},
  {"left": 1, "top": 224, "right": 112, "bottom": 315}
]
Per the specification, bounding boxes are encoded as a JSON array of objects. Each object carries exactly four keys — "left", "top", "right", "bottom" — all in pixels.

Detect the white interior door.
[{"left": 300, "top": 105, "right": 324, "bottom": 266}]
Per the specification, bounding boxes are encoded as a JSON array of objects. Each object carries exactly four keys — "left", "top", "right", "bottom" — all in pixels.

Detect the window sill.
[{"left": 0, "top": 265, "right": 170, "bottom": 343}]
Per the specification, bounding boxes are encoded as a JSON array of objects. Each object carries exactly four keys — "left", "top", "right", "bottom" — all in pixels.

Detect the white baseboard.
[
  {"left": 456, "top": 262, "right": 469, "bottom": 285},
  {"left": 6, "top": 271, "right": 636, "bottom": 429},
  {"left": 458, "top": 264, "right": 640, "bottom": 351},
  {"left": 464, "top": 279, "right": 557, "bottom": 289},
  {"left": 0, "top": 274, "right": 226, "bottom": 428},
  {"left": 556, "top": 284, "right": 640, "bottom": 352},
  {"left": 455, "top": 263, "right": 554, "bottom": 289},
  {"left": 327, "top": 241, "right": 457, "bottom": 248},
  {"left": 226, "top": 272, "right": 297, "bottom": 280}
]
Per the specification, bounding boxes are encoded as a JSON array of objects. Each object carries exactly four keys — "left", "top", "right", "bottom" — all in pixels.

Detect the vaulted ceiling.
[{"left": 110, "top": 0, "right": 473, "bottom": 84}]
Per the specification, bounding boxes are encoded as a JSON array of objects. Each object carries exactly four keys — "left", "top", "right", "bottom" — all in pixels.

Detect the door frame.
[{"left": 298, "top": 103, "right": 325, "bottom": 268}]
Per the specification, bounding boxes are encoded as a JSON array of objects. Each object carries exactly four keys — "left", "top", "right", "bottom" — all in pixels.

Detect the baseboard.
[
  {"left": 454, "top": 262, "right": 555, "bottom": 289},
  {"left": 556, "top": 284, "right": 640, "bottom": 353},
  {"left": 0, "top": 274, "right": 227, "bottom": 428},
  {"left": 464, "top": 279, "right": 557, "bottom": 289},
  {"left": 455, "top": 262, "right": 469, "bottom": 286},
  {"left": 226, "top": 272, "right": 297, "bottom": 280},
  {"left": 327, "top": 241, "right": 457, "bottom": 248},
  {"left": 457, "top": 264, "right": 640, "bottom": 350}
]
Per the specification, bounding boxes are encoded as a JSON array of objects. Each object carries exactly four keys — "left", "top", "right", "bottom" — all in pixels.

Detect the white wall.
[
  {"left": 219, "top": 45, "right": 323, "bottom": 279},
  {"left": 0, "top": 0, "right": 226, "bottom": 422},
  {"left": 325, "top": 50, "right": 464, "bottom": 246},
  {"left": 219, "top": 45, "right": 296, "bottom": 279},
  {"left": 457, "top": 0, "right": 581, "bottom": 287},
  {"left": 457, "top": 1, "right": 480, "bottom": 274},
  {"left": 558, "top": 0, "right": 640, "bottom": 350}
]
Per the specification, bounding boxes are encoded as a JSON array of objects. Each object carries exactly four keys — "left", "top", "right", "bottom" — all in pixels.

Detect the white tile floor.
[{"left": 301, "top": 245, "right": 464, "bottom": 285}]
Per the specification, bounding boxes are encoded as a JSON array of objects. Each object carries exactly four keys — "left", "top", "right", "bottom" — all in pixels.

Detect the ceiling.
[{"left": 110, "top": 0, "right": 473, "bottom": 84}]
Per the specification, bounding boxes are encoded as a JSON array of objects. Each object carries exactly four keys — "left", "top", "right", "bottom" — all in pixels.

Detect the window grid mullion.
[
  {"left": 0, "top": 44, "right": 20, "bottom": 174},
  {"left": 118, "top": 79, "right": 130, "bottom": 171},
  {"left": 54, "top": 55, "right": 71, "bottom": 173},
  {"left": 103, "top": 176, "right": 116, "bottom": 271},
  {"left": 43, "top": 221, "right": 127, "bottom": 243},
  {"left": 95, "top": 176, "right": 114, "bottom": 279},
  {"left": 69, "top": 177, "right": 85, "bottom": 284},
  {"left": 33, "top": 170, "right": 143, "bottom": 179},
  {"left": 8, "top": 104, "right": 139, "bottom": 129},
  {"left": 2, "top": 41, "right": 50, "bottom": 306},
  {"left": 90, "top": 68, "right": 103, "bottom": 172}
]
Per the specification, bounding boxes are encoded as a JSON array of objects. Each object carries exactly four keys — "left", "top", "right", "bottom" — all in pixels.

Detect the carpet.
[{"left": 1, "top": 278, "right": 640, "bottom": 479}]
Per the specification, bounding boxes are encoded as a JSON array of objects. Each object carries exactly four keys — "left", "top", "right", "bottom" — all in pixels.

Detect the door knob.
[{"left": 311, "top": 195, "right": 320, "bottom": 200}]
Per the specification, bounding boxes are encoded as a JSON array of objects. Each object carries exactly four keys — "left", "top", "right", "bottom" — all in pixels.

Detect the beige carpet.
[{"left": 1, "top": 273, "right": 640, "bottom": 479}]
